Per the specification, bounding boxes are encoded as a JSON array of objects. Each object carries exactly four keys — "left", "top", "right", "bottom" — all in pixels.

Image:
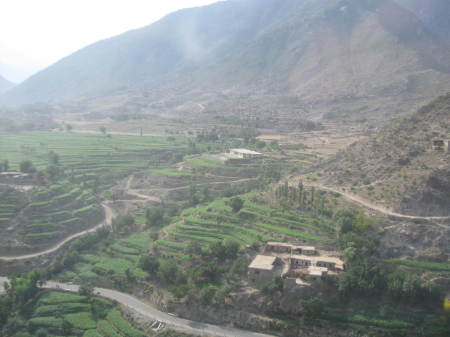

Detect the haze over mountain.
[
  {"left": 0, "top": 75, "right": 13, "bottom": 94},
  {"left": 1, "top": 0, "right": 450, "bottom": 124}
]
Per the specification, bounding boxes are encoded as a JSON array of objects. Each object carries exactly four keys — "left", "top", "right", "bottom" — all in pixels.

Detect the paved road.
[
  {"left": 0, "top": 277, "right": 275, "bottom": 337},
  {"left": 0, "top": 203, "right": 116, "bottom": 261}
]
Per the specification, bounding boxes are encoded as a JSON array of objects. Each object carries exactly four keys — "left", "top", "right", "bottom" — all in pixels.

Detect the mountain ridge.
[
  {"left": 1, "top": 0, "right": 450, "bottom": 125},
  {"left": 0, "top": 75, "right": 13, "bottom": 94}
]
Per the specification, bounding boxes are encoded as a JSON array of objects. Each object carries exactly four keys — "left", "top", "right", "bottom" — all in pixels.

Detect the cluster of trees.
[
  {"left": 111, "top": 214, "right": 135, "bottom": 234},
  {"left": 0, "top": 270, "right": 44, "bottom": 332},
  {"left": 145, "top": 202, "right": 180, "bottom": 227},
  {"left": 335, "top": 209, "right": 442, "bottom": 304},
  {"left": 19, "top": 160, "right": 36, "bottom": 173},
  {"left": 139, "top": 239, "right": 245, "bottom": 304},
  {"left": 275, "top": 181, "right": 330, "bottom": 215},
  {"left": 49, "top": 226, "right": 110, "bottom": 275}
]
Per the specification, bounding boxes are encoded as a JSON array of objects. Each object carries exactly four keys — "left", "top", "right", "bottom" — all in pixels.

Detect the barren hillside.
[
  {"left": 1, "top": 0, "right": 450, "bottom": 126},
  {"left": 315, "top": 92, "right": 450, "bottom": 216}
]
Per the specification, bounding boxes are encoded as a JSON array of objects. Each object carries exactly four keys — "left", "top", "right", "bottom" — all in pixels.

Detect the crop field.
[
  {"left": 55, "top": 231, "right": 152, "bottom": 282},
  {"left": 14, "top": 290, "right": 147, "bottom": 337},
  {"left": 157, "top": 194, "right": 334, "bottom": 256},
  {"left": 0, "top": 178, "right": 102, "bottom": 249},
  {"left": 0, "top": 132, "right": 195, "bottom": 190}
]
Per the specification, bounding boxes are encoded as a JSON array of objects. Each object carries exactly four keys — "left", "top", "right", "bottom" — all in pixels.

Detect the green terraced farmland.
[
  {"left": 157, "top": 194, "right": 334, "bottom": 257},
  {"left": 13, "top": 290, "right": 145, "bottom": 337},
  {"left": 55, "top": 231, "right": 153, "bottom": 283},
  {"left": 0, "top": 132, "right": 193, "bottom": 192},
  {"left": 0, "top": 179, "right": 103, "bottom": 250}
]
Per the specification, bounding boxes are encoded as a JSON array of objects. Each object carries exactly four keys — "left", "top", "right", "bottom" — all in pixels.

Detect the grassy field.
[
  {"left": 14, "top": 290, "right": 146, "bottom": 337},
  {"left": 157, "top": 193, "right": 334, "bottom": 257}
]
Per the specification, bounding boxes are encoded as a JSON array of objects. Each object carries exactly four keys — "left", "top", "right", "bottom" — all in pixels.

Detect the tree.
[
  {"left": 0, "top": 160, "right": 9, "bottom": 172},
  {"left": 230, "top": 197, "right": 244, "bottom": 213},
  {"left": 300, "top": 297, "right": 325, "bottom": 319},
  {"left": 19, "top": 160, "right": 35, "bottom": 173},
  {"left": 65, "top": 124, "right": 73, "bottom": 132},
  {"left": 158, "top": 260, "right": 181, "bottom": 285},
  {"left": 99, "top": 126, "right": 107, "bottom": 134},
  {"left": 78, "top": 283, "right": 94, "bottom": 297},
  {"left": 48, "top": 151, "right": 59, "bottom": 165},
  {"left": 139, "top": 255, "right": 160, "bottom": 274},
  {"left": 61, "top": 320, "right": 73, "bottom": 335},
  {"left": 145, "top": 206, "right": 164, "bottom": 227},
  {"left": 262, "top": 276, "right": 284, "bottom": 295}
]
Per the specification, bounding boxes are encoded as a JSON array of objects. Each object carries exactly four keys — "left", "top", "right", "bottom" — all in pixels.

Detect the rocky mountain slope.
[
  {"left": 317, "top": 92, "right": 450, "bottom": 216},
  {"left": 0, "top": 75, "right": 13, "bottom": 94},
  {"left": 1, "top": 0, "right": 450, "bottom": 125}
]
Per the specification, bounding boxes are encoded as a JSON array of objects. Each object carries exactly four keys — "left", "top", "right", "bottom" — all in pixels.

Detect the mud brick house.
[{"left": 248, "top": 255, "right": 282, "bottom": 286}]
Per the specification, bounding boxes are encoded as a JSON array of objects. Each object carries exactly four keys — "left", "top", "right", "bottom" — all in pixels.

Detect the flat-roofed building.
[
  {"left": 265, "top": 242, "right": 317, "bottom": 256},
  {"left": 230, "top": 148, "right": 263, "bottom": 159},
  {"left": 290, "top": 255, "right": 344, "bottom": 272},
  {"left": 265, "top": 242, "right": 293, "bottom": 254},
  {"left": 248, "top": 255, "right": 282, "bottom": 286},
  {"left": 292, "top": 246, "right": 317, "bottom": 256},
  {"left": 308, "top": 266, "right": 329, "bottom": 278}
]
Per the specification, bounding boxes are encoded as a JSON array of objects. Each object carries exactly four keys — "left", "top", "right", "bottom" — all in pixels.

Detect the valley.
[{"left": 1, "top": 0, "right": 450, "bottom": 336}]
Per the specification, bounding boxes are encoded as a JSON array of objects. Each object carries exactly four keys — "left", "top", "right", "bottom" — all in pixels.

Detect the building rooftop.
[
  {"left": 230, "top": 148, "right": 263, "bottom": 155},
  {"left": 249, "top": 255, "right": 277, "bottom": 270},
  {"left": 291, "top": 254, "right": 344, "bottom": 266},
  {"left": 308, "top": 266, "right": 328, "bottom": 277},
  {"left": 267, "top": 242, "right": 316, "bottom": 251}
]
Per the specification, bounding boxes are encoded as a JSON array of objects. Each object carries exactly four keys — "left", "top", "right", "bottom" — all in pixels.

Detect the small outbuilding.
[{"left": 432, "top": 140, "right": 449, "bottom": 152}]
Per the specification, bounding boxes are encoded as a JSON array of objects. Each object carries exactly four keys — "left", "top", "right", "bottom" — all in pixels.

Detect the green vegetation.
[
  {"left": 52, "top": 228, "right": 151, "bottom": 285},
  {"left": 0, "top": 270, "right": 146, "bottom": 337},
  {"left": 0, "top": 132, "right": 191, "bottom": 173},
  {"left": 385, "top": 259, "right": 450, "bottom": 272},
  {"left": 157, "top": 193, "right": 333, "bottom": 256}
]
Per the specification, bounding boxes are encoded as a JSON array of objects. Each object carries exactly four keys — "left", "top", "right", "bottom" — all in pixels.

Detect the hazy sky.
[{"left": 0, "top": 0, "right": 219, "bottom": 82}]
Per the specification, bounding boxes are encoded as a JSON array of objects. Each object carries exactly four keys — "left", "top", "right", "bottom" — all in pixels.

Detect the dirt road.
[
  {"left": 304, "top": 182, "right": 450, "bottom": 221},
  {"left": 0, "top": 202, "right": 116, "bottom": 261}
]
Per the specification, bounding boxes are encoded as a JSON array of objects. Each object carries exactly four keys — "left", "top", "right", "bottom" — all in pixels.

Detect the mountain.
[
  {"left": 0, "top": 75, "right": 13, "bottom": 93},
  {"left": 1, "top": 0, "right": 450, "bottom": 124},
  {"left": 0, "top": 62, "right": 39, "bottom": 84},
  {"left": 317, "top": 92, "right": 450, "bottom": 216},
  {"left": 394, "top": 0, "right": 450, "bottom": 40}
]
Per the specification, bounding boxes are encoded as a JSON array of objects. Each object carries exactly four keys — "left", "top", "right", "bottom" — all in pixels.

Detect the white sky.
[{"left": 0, "top": 0, "right": 219, "bottom": 82}]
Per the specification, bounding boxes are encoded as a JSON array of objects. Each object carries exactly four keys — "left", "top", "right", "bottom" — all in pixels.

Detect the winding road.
[
  {"left": 0, "top": 277, "right": 274, "bottom": 337},
  {"left": 0, "top": 202, "right": 116, "bottom": 261},
  {"left": 303, "top": 182, "right": 450, "bottom": 221}
]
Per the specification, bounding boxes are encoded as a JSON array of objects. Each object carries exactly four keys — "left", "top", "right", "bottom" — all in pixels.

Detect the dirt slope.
[{"left": 315, "top": 92, "right": 450, "bottom": 216}]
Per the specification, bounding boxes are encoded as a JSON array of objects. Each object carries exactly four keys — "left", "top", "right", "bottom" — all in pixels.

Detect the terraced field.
[
  {"left": 56, "top": 231, "right": 152, "bottom": 283},
  {"left": 0, "top": 132, "right": 200, "bottom": 254},
  {"left": 157, "top": 194, "right": 334, "bottom": 257},
  {"left": 0, "top": 179, "right": 102, "bottom": 253},
  {"left": 15, "top": 290, "right": 147, "bottom": 337},
  {"left": 0, "top": 131, "right": 192, "bottom": 183}
]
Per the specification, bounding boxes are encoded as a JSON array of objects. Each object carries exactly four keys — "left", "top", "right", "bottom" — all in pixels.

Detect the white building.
[{"left": 229, "top": 149, "right": 263, "bottom": 159}]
